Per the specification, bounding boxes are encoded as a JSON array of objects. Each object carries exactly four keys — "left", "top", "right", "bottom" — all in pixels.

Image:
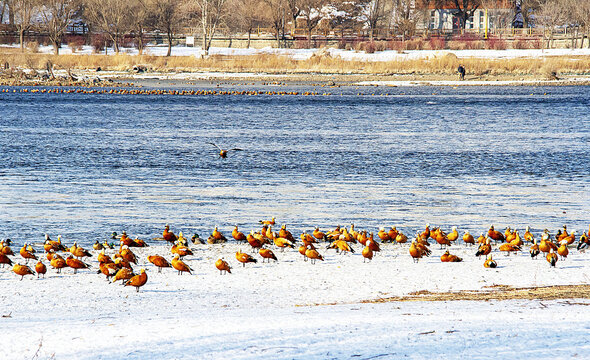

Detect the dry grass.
[
  {"left": 362, "top": 284, "right": 590, "bottom": 303},
  {"left": 1, "top": 48, "right": 590, "bottom": 77}
]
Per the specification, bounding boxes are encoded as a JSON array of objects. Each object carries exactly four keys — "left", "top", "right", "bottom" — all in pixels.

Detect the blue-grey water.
[{"left": 1, "top": 84, "right": 588, "bottom": 246}]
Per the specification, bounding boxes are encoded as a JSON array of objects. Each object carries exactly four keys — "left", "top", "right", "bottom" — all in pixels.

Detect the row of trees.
[{"left": 0, "top": 0, "right": 588, "bottom": 55}]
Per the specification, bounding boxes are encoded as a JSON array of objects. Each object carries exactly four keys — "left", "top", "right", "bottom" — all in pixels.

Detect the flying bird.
[{"left": 208, "top": 142, "right": 243, "bottom": 158}]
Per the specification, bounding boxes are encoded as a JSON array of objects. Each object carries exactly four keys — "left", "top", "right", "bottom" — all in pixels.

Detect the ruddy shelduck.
[{"left": 125, "top": 268, "right": 148, "bottom": 292}]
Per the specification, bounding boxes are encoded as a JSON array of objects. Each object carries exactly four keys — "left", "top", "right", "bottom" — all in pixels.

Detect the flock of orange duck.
[{"left": 1, "top": 219, "right": 589, "bottom": 292}]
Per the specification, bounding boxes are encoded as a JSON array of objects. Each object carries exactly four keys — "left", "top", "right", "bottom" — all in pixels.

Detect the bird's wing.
[
  {"left": 208, "top": 142, "right": 222, "bottom": 151},
  {"left": 228, "top": 148, "right": 243, "bottom": 152}
]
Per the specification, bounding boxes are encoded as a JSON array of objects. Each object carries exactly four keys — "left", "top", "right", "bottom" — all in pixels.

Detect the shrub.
[
  {"left": 25, "top": 41, "right": 39, "bottom": 53},
  {"left": 485, "top": 36, "right": 507, "bottom": 50},
  {"left": 513, "top": 38, "right": 530, "bottom": 49},
  {"left": 389, "top": 40, "right": 404, "bottom": 53},
  {"left": 91, "top": 34, "right": 108, "bottom": 53},
  {"left": 66, "top": 35, "right": 85, "bottom": 53},
  {"left": 405, "top": 39, "right": 424, "bottom": 50},
  {"left": 428, "top": 36, "right": 446, "bottom": 50},
  {"left": 337, "top": 39, "right": 347, "bottom": 49},
  {"left": 293, "top": 39, "right": 309, "bottom": 49}
]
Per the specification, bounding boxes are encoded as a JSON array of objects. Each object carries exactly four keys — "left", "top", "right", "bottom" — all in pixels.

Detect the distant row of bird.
[{"left": 1, "top": 220, "right": 588, "bottom": 292}]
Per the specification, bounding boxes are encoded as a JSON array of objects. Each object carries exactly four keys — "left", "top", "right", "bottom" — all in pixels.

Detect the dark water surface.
[{"left": 1, "top": 84, "right": 588, "bottom": 246}]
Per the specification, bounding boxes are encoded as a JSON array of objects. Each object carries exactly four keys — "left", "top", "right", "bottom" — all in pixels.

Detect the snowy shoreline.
[{"left": 2, "top": 241, "right": 590, "bottom": 359}]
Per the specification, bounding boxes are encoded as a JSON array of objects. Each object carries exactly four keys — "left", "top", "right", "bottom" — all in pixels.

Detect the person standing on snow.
[{"left": 458, "top": 64, "right": 466, "bottom": 80}]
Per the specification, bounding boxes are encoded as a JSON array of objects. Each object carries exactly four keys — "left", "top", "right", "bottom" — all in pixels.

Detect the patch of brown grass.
[
  {"left": 363, "top": 284, "right": 590, "bottom": 303},
  {"left": 2, "top": 48, "right": 590, "bottom": 77}
]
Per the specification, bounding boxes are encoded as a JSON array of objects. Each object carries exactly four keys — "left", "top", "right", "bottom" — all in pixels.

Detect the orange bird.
[
  {"left": 259, "top": 217, "right": 276, "bottom": 225},
  {"left": 70, "top": 242, "right": 91, "bottom": 259},
  {"left": 278, "top": 225, "right": 295, "bottom": 243},
  {"left": 50, "top": 255, "right": 67, "bottom": 273},
  {"left": 420, "top": 225, "right": 431, "bottom": 240},
  {"left": 395, "top": 232, "right": 408, "bottom": 244},
  {"left": 327, "top": 237, "right": 355, "bottom": 254},
  {"left": 362, "top": 243, "right": 373, "bottom": 262},
  {"left": 434, "top": 229, "right": 451, "bottom": 249},
  {"left": 546, "top": 249, "right": 558, "bottom": 267},
  {"left": 171, "top": 242, "right": 193, "bottom": 259},
  {"left": 441, "top": 250, "right": 462, "bottom": 262},
  {"left": 524, "top": 226, "right": 534, "bottom": 243},
  {"left": 208, "top": 226, "right": 228, "bottom": 244},
  {"left": 113, "top": 268, "right": 135, "bottom": 284},
  {"left": 499, "top": 243, "right": 521, "bottom": 256},
  {"left": 232, "top": 226, "right": 246, "bottom": 242},
  {"left": 148, "top": 255, "right": 171, "bottom": 273},
  {"left": 409, "top": 240, "right": 430, "bottom": 262},
  {"left": 273, "top": 236, "right": 295, "bottom": 251},
  {"left": 97, "top": 249, "right": 112, "bottom": 264},
  {"left": 66, "top": 256, "right": 90, "bottom": 274},
  {"left": 13, "top": 264, "right": 34, "bottom": 280},
  {"left": 463, "top": 231, "right": 475, "bottom": 246},
  {"left": 377, "top": 227, "right": 391, "bottom": 242},
  {"left": 35, "top": 261, "right": 47, "bottom": 278},
  {"left": 298, "top": 245, "right": 309, "bottom": 260},
  {"left": 115, "top": 257, "right": 133, "bottom": 270},
  {"left": 0, "top": 253, "right": 13, "bottom": 268},
  {"left": 236, "top": 250, "right": 257, "bottom": 267},
  {"left": 305, "top": 245, "right": 324, "bottom": 264},
  {"left": 20, "top": 244, "right": 38, "bottom": 263},
  {"left": 215, "top": 258, "right": 232, "bottom": 274},
  {"left": 247, "top": 230, "right": 264, "bottom": 251},
  {"left": 312, "top": 227, "right": 327, "bottom": 241},
  {"left": 1, "top": 243, "right": 14, "bottom": 256},
  {"left": 475, "top": 238, "right": 492, "bottom": 258},
  {"left": 163, "top": 224, "right": 178, "bottom": 243},
  {"left": 484, "top": 255, "right": 497, "bottom": 268},
  {"left": 557, "top": 240, "right": 569, "bottom": 260},
  {"left": 172, "top": 255, "right": 193, "bottom": 275},
  {"left": 119, "top": 246, "right": 138, "bottom": 264},
  {"left": 447, "top": 227, "right": 459, "bottom": 242},
  {"left": 388, "top": 227, "right": 399, "bottom": 242},
  {"left": 259, "top": 248, "right": 278, "bottom": 263},
  {"left": 530, "top": 239, "right": 540, "bottom": 259},
  {"left": 209, "top": 142, "right": 243, "bottom": 158},
  {"left": 539, "top": 233, "right": 558, "bottom": 253},
  {"left": 300, "top": 232, "right": 316, "bottom": 247},
  {"left": 488, "top": 225, "right": 505, "bottom": 241},
  {"left": 125, "top": 268, "right": 148, "bottom": 292},
  {"left": 98, "top": 262, "right": 119, "bottom": 281}
]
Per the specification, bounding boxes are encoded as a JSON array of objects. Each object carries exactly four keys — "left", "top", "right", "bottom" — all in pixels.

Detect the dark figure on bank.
[{"left": 458, "top": 64, "right": 465, "bottom": 81}]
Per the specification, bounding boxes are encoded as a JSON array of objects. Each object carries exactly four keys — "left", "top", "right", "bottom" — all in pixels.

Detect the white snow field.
[
  {"left": 1, "top": 241, "right": 589, "bottom": 359},
  {"left": 3, "top": 43, "right": 590, "bottom": 60}
]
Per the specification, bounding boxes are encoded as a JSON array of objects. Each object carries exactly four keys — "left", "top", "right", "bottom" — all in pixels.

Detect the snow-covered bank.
[
  {"left": 3, "top": 43, "right": 590, "bottom": 60},
  {"left": 4, "top": 300, "right": 590, "bottom": 359},
  {"left": 1, "top": 242, "right": 589, "bottom": 358}
]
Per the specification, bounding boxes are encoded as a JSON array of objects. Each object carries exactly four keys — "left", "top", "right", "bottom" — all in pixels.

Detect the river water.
[{"left": 0, "top": 84, "right": 588, "bottom": 246}]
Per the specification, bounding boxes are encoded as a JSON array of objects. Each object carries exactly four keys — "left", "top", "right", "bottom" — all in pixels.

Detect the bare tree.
[
  {"left": 299, "top": 0, "right": 327, "bottom": 45},
  {"left": 229, "top": 0, "right": 266, "bottom": 48},
  {"left": 285, "top": 0, "right": 301, "bottom": 33},
  {"left": 364, "top": 0, "right": 386, "bottom": 41},
  {"left": 538, "top": 0, "right": 566, "bottom": 49},
  {"left": 390, "top": 0, "right": 420, "bottom": 40},
  {"left": 128, "top": 0, "right": 151, "bottom": 55},
  {"left": 186, "top": 0, "right": 228, "bottom": 55},
  {"left": 329, "top": 0, "right": 366, "bottom": 38},
  {"left": 262, "top": 0, "right": 287, "bottom": 48},
  {"left": 37, "top": 0, "right": 79, "bottom": 55},
  {"left": 150, "top": 0, "right": 182, "bottom": 56},
  {"left": 11, "top": 0, "right": 39, "bottom": 51},
  {"left": 576, "top": 0, "right": 590, "bottom": 48},
  {"left": 84, "top": 0, "right": 134, "bottom": 54}
]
